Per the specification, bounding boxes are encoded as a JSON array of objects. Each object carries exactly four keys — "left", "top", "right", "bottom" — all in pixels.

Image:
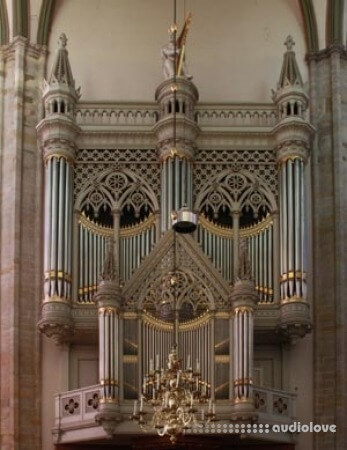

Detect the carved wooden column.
[
  {"left": 153, "top": 78, "right": 200, "bottom": 232},
  {"left": 95, "top": 243, "right": 122, "bottom": 435},
  {"left": 36, "top": 34, "right": 80, "bottom": 344},
  {"left": 272, "top": 35, "right": 314, "bottom": 342},
  {"left": 230, "top": 247, "right": 258, "bottom": 420}
]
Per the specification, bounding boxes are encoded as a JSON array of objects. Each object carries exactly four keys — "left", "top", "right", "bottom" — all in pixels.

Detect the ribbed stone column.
[
  {"left": 37, "top": 34, "right": 80, "bottom": 344},
  {"left": 230, "top": 249, "right": 258, "bottom": 420},
  {"left": 95, "top": 243, "right": 122, "bottom": 435},
  {"left": 272, "top": 35, "right": 314, "bottom": 343},
  {"left": 153, "top": 78, "right": 200, "bottom": 233}
]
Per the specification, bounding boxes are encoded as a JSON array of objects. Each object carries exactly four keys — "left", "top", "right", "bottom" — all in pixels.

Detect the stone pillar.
[
  {"left": 230, "top": 279, "right": 258, "bottom": 420},
  {"left": 307, "top": 45, "right": 347, "bottom": 450},
  {"left": 0, "top": 36, "right": 46, "bottom": 450},
  {"left": 153, "top": 78, "right": 200, "bottom": 232}
]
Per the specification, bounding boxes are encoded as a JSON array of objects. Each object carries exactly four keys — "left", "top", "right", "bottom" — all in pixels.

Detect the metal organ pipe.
[
  {"left": 160, "top": 156, "right": 194, "bottom": 233},
  {"left": 43, "top": 155, "right": 74, "bottom": 302},
  {"left": 279, "top": 157, "right": 307, "bottom": 300}
]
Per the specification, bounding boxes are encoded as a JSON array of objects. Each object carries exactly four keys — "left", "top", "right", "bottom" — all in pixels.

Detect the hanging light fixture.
[
  {"left": 131, "top": 230, "right": 216, "bottom": 443},
  {"left": 131, "top": 2, "right": 212, "bottom": 442}
]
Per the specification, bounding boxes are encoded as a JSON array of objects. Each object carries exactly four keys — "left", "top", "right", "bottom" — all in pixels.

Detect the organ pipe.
[
  {"left": 43, "top": 155, "right": 74, "bottom": 301},
  {"left": 160, "top": 157, "right": 193, "bottom": 232},
  {"left": 279, "top": 157, "right": 307, "bottom": 300}
]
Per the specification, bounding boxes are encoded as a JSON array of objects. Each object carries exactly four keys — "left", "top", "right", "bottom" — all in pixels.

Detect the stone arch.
[
  {"left": 37, "top": 0, "right": 55, "bottom": 45},
  {"left": 0, "top": 0, "right": 8, "bottom": 44},
  {"left": 299, "top": 0, "right": 319, "bottom": 51},
  {"left": 13, "top": 0, "right": 29, "bottom": 38},
  {"left": 326, "top": 0, "right": 344, "bottom": 46}
]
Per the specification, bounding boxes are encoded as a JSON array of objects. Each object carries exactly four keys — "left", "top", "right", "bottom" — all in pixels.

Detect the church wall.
[
  {"left": 69, "top": 345, "right": 99, "bottom": 389},
  {"left": 42, "top": 338, "right": 70, "bottom": 450},
  {"left": 47, "top": 0, "right": 307, "bottom": 103}
]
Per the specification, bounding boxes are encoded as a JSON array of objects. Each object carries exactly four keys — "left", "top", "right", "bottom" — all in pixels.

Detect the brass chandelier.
[
  {"left": 131, "top": 231, "right": 216, "bottom": 443},
  {"left": 131, "top": 0, "right": 216, "bottom": 442}
]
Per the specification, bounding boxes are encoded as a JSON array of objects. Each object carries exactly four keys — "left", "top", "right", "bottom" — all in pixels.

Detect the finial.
[
  {"left": 284, "top": 35, "right": 295, "bottom": 51},
  {"left": 58, "top": 33, "right": 67, "bottom": 49}
]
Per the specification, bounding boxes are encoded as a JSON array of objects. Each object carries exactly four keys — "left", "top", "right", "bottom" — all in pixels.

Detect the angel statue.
[{"left": 161, "top": 13, "right": 193, "bottom": 80}]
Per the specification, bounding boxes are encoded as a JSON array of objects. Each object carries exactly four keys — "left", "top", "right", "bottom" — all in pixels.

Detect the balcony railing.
[{"left": 53, "top": 384, "right": 297, "bottom": 445}]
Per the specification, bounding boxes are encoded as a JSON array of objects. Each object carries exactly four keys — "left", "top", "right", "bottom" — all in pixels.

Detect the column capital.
[
  {"left": 230, "top": 279, "right": 258, "bottom": 311},
  {"left": 272, "top": 119, "right": 315, "bottom": 164},
  {"left": 95, "top": 280, "right": 123, "bottom": 310}
]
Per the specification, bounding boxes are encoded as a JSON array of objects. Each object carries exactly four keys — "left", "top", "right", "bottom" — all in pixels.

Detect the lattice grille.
[
  {"left": 194, "top": 149, "right": 277, "bottom": 201},
  {"left": 74, "top": 148, "right": 160, "bottom": 199}
]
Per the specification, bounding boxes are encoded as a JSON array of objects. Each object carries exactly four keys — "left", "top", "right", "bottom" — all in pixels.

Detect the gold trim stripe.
[
  {"left": 215, "top": 355, "right": 230, "bottom": 364},
  {"left": 44, "top": 270, "right": 72, "bottom": 282},
  {"left": 123, "top": 355, "right": 138, "bottom": 364},
  {"left": 280, "top": 271, "right": 306, "bottom": 282},
  {"left": 79, "top": 213, "right": 156, "bottom": 238},
  {"left": 198, "top": 214, "right": 273, "bottom": 238},
  {"left": 142, "top": 311, "right": 211, "bottom": 332}
]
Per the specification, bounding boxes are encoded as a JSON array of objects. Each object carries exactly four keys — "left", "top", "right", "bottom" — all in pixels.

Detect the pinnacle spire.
[
  {"left": 48, "top": 33, "right": 75, "bottom": 88},
  {"left": 277, "top": 35, "right": 303, "bottom": 90},
  {"left": 100, "top": 239, "right": 116, "bottom": 282},
  {"left": 237, "top": 238, "right": 252, "bottom": 282}
]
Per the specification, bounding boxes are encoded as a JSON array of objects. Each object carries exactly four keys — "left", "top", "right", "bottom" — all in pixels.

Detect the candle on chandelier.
[
  {"left": 149, "top": 358, "right": 154, "bottom": 372},
  {"left": 133, "top": 400, "right": 138, "bottom": 415},
  {"left": 187, "top": 354, "right": 191, "bottom": 370},
  {"left": 140, "top": 396, "right": 144, "bottom": 411},
  {"left": 156, "top": 354, "right": 159, "bottom": 370}
]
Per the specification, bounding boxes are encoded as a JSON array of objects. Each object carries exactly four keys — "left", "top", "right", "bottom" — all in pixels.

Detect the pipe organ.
[
  {"left": 279, "top": 158, "right": 307, "bottom": 300},
  {"left": 197, "top": 214, "right": 275, "bottom": 303},
  {"left": 44, "top": 156, "right": 74, "bottom": 301},
  {"left": 120, "top": 216, "right": 157, "bottom": 282},
  {"left": 160, "top": 157, "right": 193, "bottom": 232},
  {"left": 77, "top": 214, "right": 157, "bottom": 303},
  {"left": 38, "top": 34, "right": 313, "bottom": 434},
  {"left": 122, "top": 312, "right": 216, "bottom": 401},
  {"left": 78, "top": 215, "right": 108, "bottom": 302}
]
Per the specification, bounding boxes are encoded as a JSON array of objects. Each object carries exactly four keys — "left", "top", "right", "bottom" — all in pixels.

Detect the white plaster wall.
[
  {"left": 47, "top": 0, "right": 307, "bottom": 102},
  {"left": 41, "top": 337, "right": 70, "bottom": 450}
]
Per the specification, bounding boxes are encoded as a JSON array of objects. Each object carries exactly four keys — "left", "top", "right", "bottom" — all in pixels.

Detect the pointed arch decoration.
[
  {"left": 0, "top": 0, "right": 9, "bottom": 44},
  {"left": 37, "top": 0, "right": 55, "bottom": 45},
  {"left": 326, "top": 0, "right": 344, "bottom": 46},
  {"left": 299, "top": 0, "right": 319, "bottom": 51},
  {"left": 13, "top": 0, "right": 29, "bottom": 38}
]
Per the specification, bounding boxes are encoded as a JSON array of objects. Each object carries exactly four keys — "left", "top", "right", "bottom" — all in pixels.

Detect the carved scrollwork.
[
  {"left": 75, "top": 167, "right": 159, "bottom": 220},
  {"left": 195, "top": 169, "right": 277, "bottom": 221}
]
